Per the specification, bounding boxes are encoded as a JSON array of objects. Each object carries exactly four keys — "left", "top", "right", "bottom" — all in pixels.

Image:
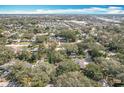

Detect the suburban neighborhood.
[{"left": 0, "top": 13, "right": 124, "bottom": 87}]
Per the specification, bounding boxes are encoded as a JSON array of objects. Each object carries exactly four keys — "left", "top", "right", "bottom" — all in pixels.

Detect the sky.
[{"left": 0, "top": 5, "right": 124, "bottom": 14}]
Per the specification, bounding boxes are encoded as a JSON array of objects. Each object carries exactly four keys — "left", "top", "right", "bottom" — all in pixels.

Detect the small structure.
[
  {"left": 99, "top": 79, "right": 110, "bottom": 87},
  {"left": 56, "top": 36, "right": 67, "bottom": 43},
  {"left": 69, "top": 52, "right": 77, "bottom": 58},
  {"left": 75, "top": 59, "right": 89, "bottom": 68}
]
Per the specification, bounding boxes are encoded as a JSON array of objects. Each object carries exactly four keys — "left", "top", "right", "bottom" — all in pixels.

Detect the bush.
[
  {"left": 56, "top": 60, "right": 80, "bottom": 76},
  {"left": 56, "top": 30, "right": 77, "bottom": 42},
  {"left": 0, "top": 45, "right": 15, "bottom": 65},
  {"left": 116, "top": 73, "right": 124, "bottom": 83},
  {"left": 7, "top": 60, "right": 32, "bottom": 86},
  {"left": 63, "top": 44, "right": 78, "bottom": 56},
  {"left": 84, "top": 63, "right": 103, "bottom": 81},
  {"left": 35, "top": 35, "right": 48, "bottom": 43},
  {"left": 8, "top": 61, "right": 56, "bottom": 87},
  {"left": 54, "top": 71, "right": 102, "bottom": 87},
  {"left": 48, "top": 51, "right": 66, "bottom": 64},
  {"left": 16, "top": 50, "right": 36, "bottom": 63}
]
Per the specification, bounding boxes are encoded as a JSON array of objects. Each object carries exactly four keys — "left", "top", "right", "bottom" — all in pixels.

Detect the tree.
[
  {"left": 84, "top": 63, "right": 103, "bottom": 81},
  {"left": 22, "top": 33, "right": 34, "bottom": 40},
  {"left": 37, "top": 44, "right": 47, "bottom": 60},
  {"left": 47, "top": 41, "right": 58, "bottom": 64},
  {"left": 54, "top": 71, "right": 102, "bottom": 87},
  {"left": 7, "top": 60, "right": 32, "bottom": 86},
  {"left": 116, "top": 73, "right": 124, "bottom": 83},
  {"left": 0, "top": 45, "right": 15, "bottom": 65},
  {"left": 56, "top": 60, "right": 80, "bottom": 76},
  {"left": 16, "top": 50, "right": 34, "bottom": 62},
  {"left": 107, "top": 41, "right": 118, "bottom": 52},
  {"left": 33, "top": 28, "right": 41, "bottom": 34},
  {"left": 101, "top": 59, "right": 123, "bottom": 77},
  {"left": 47, "top": 51, "right": 66, "bottom": 64},
  {"left": 88, "top": 48, "right": 105, "bottom": 60},
  {"left": 0, "top": 29, "right": 4, "bottom": 34},
  {"left": 35, "top": 35, "right": 48, "bottom": 43},
  {"left": 77, "top": 42, "right": 85, "bottom": 55},
  {"left": 30, "top": 62, "right": 56, "bottom": 87},
  {"left": 63, "top": 44, "right": 78, "bottom": 56},
  {"left": 56, "top": 30, "right": 77, "bottom": 42},
  {"left": 96, "top": 57, "right": 124, "bottom": 86},
  {"left": 116, "top": 53, "right": 124, "bottom": 65},
  {"left": 0, "top": 29, "right": 7, "bottom": 45},
  {"left": 0, "top": 37, "right": 7, "bottom": 45},
  {"left": 0, "top": 29, "right": 4, "bottom": 38},
  {"left": 8, "top": 61, "right": 56, "bottom": 87}
]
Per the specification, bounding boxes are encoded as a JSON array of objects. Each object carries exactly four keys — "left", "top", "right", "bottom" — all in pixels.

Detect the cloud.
[
  {"left": 106, "top": 10, "right": 124, "bottom": 14},
  {"left": 108, "top": 6, "right": 122, "bottom": 10},
  {"left": 82, "top": 7, "right": 107, "bottom": 12},
  {"left": 35, "top": 9, "right": 83, "bottom": 14},
  {"left": 0, "top": 6, "right": 124, "bottom": 14}
]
